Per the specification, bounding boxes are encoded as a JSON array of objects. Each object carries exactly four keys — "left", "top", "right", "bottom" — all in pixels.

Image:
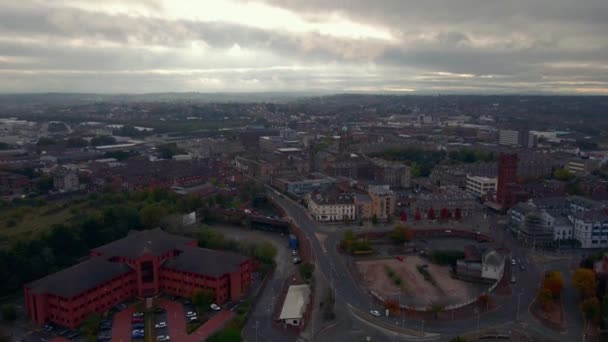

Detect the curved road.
[{"left": 268, "top": 191, "right": 582, "bottom": 341}]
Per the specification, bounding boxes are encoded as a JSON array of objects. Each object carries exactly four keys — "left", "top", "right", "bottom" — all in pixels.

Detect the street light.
[{"left": 516, "top": 290, "right": 524, "bottom": 322}]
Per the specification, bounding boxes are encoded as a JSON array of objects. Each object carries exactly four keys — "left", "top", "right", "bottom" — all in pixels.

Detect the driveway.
[
  {"left": 112, "top": 305, "right": 136, "bottom": 342},
  {"left": 158, "top": 299, "right": 234, "bottom": 342}
]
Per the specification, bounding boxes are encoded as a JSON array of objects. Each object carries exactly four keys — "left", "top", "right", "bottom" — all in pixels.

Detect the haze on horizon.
[{"left": 0, "top": 0, "right": 607, "bottom": 95}]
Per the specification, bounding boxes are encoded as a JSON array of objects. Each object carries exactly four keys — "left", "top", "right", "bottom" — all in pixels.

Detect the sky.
[{"left": 0, "top": 0, "right": 607, "bottom": 94}]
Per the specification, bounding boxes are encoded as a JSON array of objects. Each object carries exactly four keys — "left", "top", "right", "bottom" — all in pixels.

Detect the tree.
[
  {"left": 253, "top": 242, "right": 277, "bottom": 264},
  {"left": 90, "top": 135, "right": 117, "bottom": 146},
  {"left": 478, "top": 294, "right": 490, "bottom": 310},
  {"left": 427, "top": 207, "right": 436, "bottom": 220},
  {"left": 36, "top": 176, "right": 53, "bottom": 193},
  {"left": 581, "top": 297, "right": 601, "bottom": 323},
  {"left": 450, "top": 337, "right": 468, "bottom": 342},
  {"left": 573, "top": 268, "right": 597, "bottom": 299},
  {"left": 440, "top": 208, "right": 450, "bottom": 220},
  {"left": 80, "top": 313, "right": 101, "bottom": 338},
  {"left": 537, "top": 288, "right": 553, "bottom": 312},
  {"left": 192, "top": 288, "right": 215, "bottom": 312},
  {"left": 66, "top": 137, "right": 88, "bottom": 148},
  {"left": 390, "top": 224, "right": 414, "bottom": 244},
  {"left": 384, "top": 299, "right": 400, "bottom": 315},
  {"left": 554, "top": 168, "right": 575, "bottom": 181},
  {"left": 139, "top": 204, "right": 169, "bottom": 228},
  {"left": 207, "top": 327, "right": 242, "bottom": 342},
  {"left": 299, "top": 262, "right": 315, "bottom": 282},
  {"left": 37, "top": 137, "right": 57, "bottom": 146},
  {"left": 157, "top": 143, "right": 184, "bottom": 159},
  {"left": 427, "top": 303, "right": 444, "bottom": 318},
  {"left": 1, "top": 304, "right": 16, "bottom": 321},
  {"left": 454, "top": 208, "right": 462, "bottom": 220},
  {"left": 371, "top": 214, "right": 378, "bottom": 225},
  {"left": 543, "top": 271, "right": 564, "bottom": 298}
]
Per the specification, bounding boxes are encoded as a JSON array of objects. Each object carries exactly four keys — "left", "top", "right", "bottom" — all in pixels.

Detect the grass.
[
  {"left": 144, "top": 311, "right": 155, "bottom": 342},
  {"left": 0, "top": 199, "right": 89, "bottom": 242}
]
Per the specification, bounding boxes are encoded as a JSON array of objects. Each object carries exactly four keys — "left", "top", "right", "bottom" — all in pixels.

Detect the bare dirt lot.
[{"left": 355, "top": 256, "right": 485, "bottom": 308}]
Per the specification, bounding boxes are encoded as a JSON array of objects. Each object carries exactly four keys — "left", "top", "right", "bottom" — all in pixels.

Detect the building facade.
[
  {"left": 24, "top": 228, "right": 252, "bottom": 329},
  {"left": 368, "top": 185, "right": 396, "bottom": 221},
  {"left": 306, "top": 190, "right": 355, "bottom": 222},
  {"left": 466, "top": 175, "right": 497, "bottom": 197}
]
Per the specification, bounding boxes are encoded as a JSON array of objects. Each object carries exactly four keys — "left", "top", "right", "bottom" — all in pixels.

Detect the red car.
[
  {"left": 396, "top": 256, "right": 404, "bottom": 262},
  {"left": 132, "top": 317, "right": 144, "bottom": 323}
]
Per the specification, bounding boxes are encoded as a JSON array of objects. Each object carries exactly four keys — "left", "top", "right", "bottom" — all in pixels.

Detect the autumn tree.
[
  {"left": 572, "top": 268, "right": 597, "bottom": 299},
  {"left": 454, "top": 208, "right": 462, "bottom": 220},
  {"left": 543, "top": 271, "right": 564, "bottom": 298},
  {"left": 389, "top": 224, "right": 414, "bottom": 244},
  {"left": 384, "top": 299, "right": 400, "bottom": 316},
  {"left": 537, "top": 288, "right": 553, "bottom": 312},
  {"left": 427, "top": 208, "right": 436, "bottom": 220}
]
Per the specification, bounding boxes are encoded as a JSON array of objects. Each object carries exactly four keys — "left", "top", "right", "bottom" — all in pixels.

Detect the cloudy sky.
[{"left": 0, "top": 0, "right": 607, "bottom": 94}]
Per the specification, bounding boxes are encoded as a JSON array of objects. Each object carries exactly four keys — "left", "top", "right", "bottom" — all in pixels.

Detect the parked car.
[
  {"left": 291, "top": 249, "right": 298, "bottom": 256},
  {"left": 186, "top": 311, "right": 197, "bottom": 317},
  {"left": 189, "top": 316, "right": 199, "bottom": 322},
  {"left": 511, "top": 275, "right": 517, "bottom": 283},
  {"left": 292, "top": 256, "right": 302, "bottom": 264},
  {"left": 369, "top": 310, "right": 381, "bottom": 317},
  {"left": 210, "top": 303, "right": 221, "bottom": 311},
  {"left": 511, "top": 259, "right": 517, "bottom": 266},
  {"left": 396, "top": 256, "right": 403, "bottom": 262},
  {"left": 66, "top": 331, "right": 80, "bottom": 339},
  {"left": 519, "top": 263, "right": 526, "bottom": 271},
  {"left": 155, "top": 322, "right": 167, "bottom": 328},
  {"left": 132, "top": 317, "right": 144, "bottom": 323},
  {"left": 132, "top": 312, "right": 144, "bottom": 317},
  {"left": 157, "top": 336, "right": 171, "bottom": 341},
  {"left": 133, "top": 323, "right": 145, "bottom": 329}
]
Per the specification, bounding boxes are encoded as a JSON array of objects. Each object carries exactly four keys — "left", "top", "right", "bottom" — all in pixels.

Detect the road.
[{"left": 268, "top": 191, "right": 583, "bottom": 341}]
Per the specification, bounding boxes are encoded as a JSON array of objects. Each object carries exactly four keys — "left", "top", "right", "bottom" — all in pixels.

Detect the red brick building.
[{"left": 24, "top": 228, "right": 252, "bottom": 329}]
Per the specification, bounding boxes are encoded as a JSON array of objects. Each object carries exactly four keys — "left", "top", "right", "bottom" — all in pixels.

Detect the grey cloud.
[{"left": 0, "top": 0, "right": 607, "bottom": 93}]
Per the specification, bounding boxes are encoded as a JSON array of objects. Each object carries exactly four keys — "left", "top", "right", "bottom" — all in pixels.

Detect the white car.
[
  {"left": 210, "top": 303, "right": 221, "bottom": 311},
  {"left": 155, "top": 322, "right": 167, "bottom": 328},
  {"left": 132, "top": 312, "right": 144, "bottom": 317},
  {"left": 157, "top": 335, "right": 171, "bottom": 341},
  {"left": 186, "top": 311, "right": 196, "bottom": 317},
  {"left": 369, "top": 310, "right": 381, "bottom": 317},
  {"left": 511, "top": 259, "right": 517, "bottom": 266}
]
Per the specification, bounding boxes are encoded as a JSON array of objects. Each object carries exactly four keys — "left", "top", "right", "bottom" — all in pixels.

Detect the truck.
[{"left": 289, "top": 234, "right": 299, "bottom": 251}]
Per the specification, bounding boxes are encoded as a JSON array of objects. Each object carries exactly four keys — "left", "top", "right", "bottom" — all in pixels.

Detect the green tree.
[
  {"left": 207, "top": 327, "right": 242, "bottom": 342},
  {"left": 192, "top": 288, "right": 215, "bottom": 312},
  {"left": 581, "top": 297, "right": 601, "bottom": 323},
  {"left": 1, "top": 304, "right": 17, "bottom": 321},
  {"left": 80, "top": 313, "right": 101, "bottom": 338},
  {"left": 139, "top": 204, "right": 169, "bottom": 228},
  {"left": 36, "top": 176, "right": 53, "bottom": 193},
  {"left": 450, "top": 337, "right": 468, "bottom": 342},
  {"left": 389, "top": 224, "right": 414, "bottom": 244},
  {"left": 554, "top": 168, "right": 575, "bottom": 181},
  {"left": 253, "top": 242, "right": 277, "bottom": 264},
  {"left": 66, "top": 137, "right": 88, "bottom": 148},
  {"left": 299, "top": 262, "right": 315, "bottom": 281},
  {"left": 90, "top": 135, "right": 117, "bottom": 146},
  {"left": 157, "top": 143, "right": 184, "bottom": 159},
  {"left": 427, "top": 303, "right": 444, "bottom": 318}
]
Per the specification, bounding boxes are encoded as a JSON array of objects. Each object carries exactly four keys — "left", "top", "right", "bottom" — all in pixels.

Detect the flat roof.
[{"left": 279, "top": 284, "right": 311, "bottom": 320}]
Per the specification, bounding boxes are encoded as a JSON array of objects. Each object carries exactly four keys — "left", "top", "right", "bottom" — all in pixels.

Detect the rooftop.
[
  {"left": 279, "top": 284, "right": 311, "bottom": 320},
  {"left": 27, "top": 258, "right": 132, "bottom": 298},
  {"left": 92, "top": 228, "right": 194, "bottom": 259},
  {"left": 163, "top": 246, "right": 248, "bottom": 277}
]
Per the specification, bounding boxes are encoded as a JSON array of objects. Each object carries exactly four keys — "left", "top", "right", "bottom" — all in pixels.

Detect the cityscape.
[{"left": 1, "top": 1, "right": 608, "bottom": 342}]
